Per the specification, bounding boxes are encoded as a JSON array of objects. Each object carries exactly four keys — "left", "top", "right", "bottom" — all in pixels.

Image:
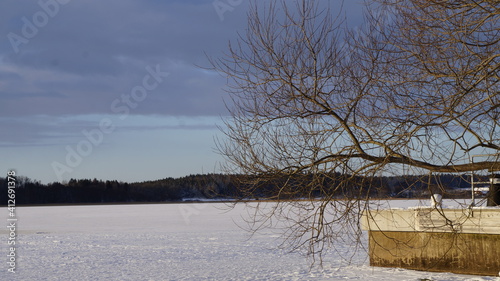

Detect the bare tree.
[
  {"left": 210, "top": 0, "right": 500, "bottom": 262},
  {"left": 365, "top": 0, "right": 500, "bottom": 172}
]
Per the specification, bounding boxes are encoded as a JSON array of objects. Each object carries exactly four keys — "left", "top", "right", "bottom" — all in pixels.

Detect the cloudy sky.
[{"left": 0, "top": 0, "right": 364, "bottom": 184}]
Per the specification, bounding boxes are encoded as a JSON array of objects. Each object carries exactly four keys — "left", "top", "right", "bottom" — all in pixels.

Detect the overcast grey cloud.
[
  {"left": 0, "top": 0, "right": 364, "bottom": 183},
  {"left": 0, "top": 0, "right": 248, "bottom": 119}
]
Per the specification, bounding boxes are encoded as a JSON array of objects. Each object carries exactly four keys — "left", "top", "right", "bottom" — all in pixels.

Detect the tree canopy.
[{"left": 211, "top": 0, "right": 500, "bottom": 260}]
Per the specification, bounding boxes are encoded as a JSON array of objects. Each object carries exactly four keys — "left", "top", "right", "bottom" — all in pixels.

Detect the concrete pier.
[{"left": 362, "top": 207, "right": 500, "bottom": 276}]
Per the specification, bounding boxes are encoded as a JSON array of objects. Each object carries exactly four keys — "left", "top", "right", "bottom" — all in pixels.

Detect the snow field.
[{"left": 1, "top": 201, "right": 499, "bottom": 280}]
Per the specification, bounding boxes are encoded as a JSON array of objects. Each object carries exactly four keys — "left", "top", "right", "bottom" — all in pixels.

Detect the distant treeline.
[{"left": 0, "top": 173, "right": 479, "bottom": 205}]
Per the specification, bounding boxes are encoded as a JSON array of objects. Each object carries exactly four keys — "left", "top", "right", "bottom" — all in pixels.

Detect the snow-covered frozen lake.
[{"left": 2, "top": 201, "right": 498, "bottom": 280}]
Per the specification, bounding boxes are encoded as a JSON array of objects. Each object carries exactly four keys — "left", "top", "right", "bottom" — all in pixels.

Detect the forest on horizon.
[{"left": 1, "top": 173, "right": 482, "bottom": 205}]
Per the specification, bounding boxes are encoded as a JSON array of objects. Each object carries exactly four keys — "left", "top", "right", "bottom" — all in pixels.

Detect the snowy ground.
[{"left": 2, "top": 200, "right": 499, "bottom": 280}]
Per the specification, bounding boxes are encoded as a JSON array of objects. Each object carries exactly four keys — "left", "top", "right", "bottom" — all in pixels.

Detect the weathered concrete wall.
[
  {"left": 362, "top": 208, "right": 500, "bottom": 234},
  {"left": 362, "top": 208, "right": 500, "bottom": 276},
  {"left": 368, "top": 231, "right": 500, "bottom": 276}
]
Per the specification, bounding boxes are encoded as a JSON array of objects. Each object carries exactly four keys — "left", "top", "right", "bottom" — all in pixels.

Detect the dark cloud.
[
  {"left": 0, "top": 0, "right": 364, "bottom": 150},
  {"left": 0, "top": 0, "right": 364, "bottom": 118},
  {"left": 0, "top": 0, "right": 247, "bottom": 118}
]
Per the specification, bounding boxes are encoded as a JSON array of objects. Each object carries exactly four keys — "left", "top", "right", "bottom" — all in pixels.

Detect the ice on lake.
[{"left": 1, "top": 201, "right": 498, "bottom": 280}]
